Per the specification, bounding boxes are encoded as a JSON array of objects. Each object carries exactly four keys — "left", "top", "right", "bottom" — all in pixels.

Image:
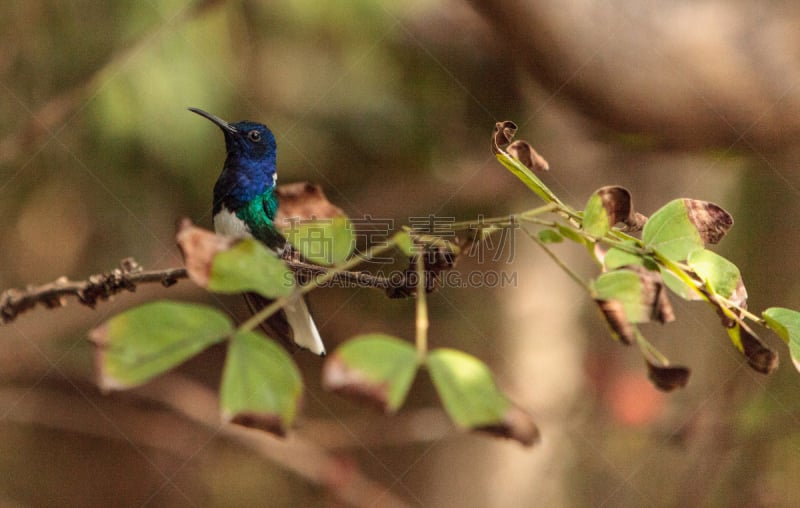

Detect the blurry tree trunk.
[
  {"left": 468, "top": 0, "right": 800, "bottom": 151},
  {"left": 488, "top": 246, "right": 586, "bottom": 506},
  {"left": 426, "top": 242, "right": 586, "bottom": 506}
]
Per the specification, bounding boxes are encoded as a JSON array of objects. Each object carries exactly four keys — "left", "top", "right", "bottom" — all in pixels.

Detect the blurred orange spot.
[{"left": 608, "top": 372, "right": 665, "bottom": 426}]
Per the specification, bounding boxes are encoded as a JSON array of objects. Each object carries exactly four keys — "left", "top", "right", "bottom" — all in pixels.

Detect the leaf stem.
[
  {"left": 524, "top": 225, "right": 591, "bottom": 291},
  {"left": 239, "top": 236, "right": 401, "bottom": 333},
  {"left": 655, "top": 251, "right": 763, "bottom": 324},
  {"left": 715, "top": 295, "right": 763, "bottom": 324},
  {"left": 415, "top": 253, "right": 429, "bottom": 363},
  {"left": 653, "top": 253, "right": 706, "bottom": 296},
  {"left": 445, "top": 203, "right": 560, "bottom": 231},
  {"left": 634, "top": 328, "right": 670, "bottom": 365},
  {"left": 518, "top": 202, "right": 561, "bottom": 220}
]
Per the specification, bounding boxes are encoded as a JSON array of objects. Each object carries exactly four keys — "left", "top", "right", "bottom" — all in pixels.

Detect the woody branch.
[{"left": 0, "top": 257, "right": 398, "bottom": 324}]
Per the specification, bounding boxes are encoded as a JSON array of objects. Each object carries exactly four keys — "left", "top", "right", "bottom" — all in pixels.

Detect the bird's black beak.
[{"left": 188, "top": 107, "right": 237, "bottom": 134}]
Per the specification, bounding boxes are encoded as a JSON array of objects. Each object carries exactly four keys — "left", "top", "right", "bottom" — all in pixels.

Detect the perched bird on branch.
[{"left": 189, "top": 107, "right": 326, "bottom": 356}]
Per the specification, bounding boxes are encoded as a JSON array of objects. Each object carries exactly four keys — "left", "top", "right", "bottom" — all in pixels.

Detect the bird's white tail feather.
[{"left": 283, "top": 296, "right": 326, "bottom": 356}]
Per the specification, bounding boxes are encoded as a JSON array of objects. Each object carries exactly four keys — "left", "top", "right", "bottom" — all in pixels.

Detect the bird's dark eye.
[{"left": 247, "top": 130, "right": 262, "bottom": 142}]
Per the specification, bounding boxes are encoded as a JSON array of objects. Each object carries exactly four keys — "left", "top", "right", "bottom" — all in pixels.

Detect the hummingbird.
[{"left": 189, "top": 107, "right": 326, "bottom": 356}]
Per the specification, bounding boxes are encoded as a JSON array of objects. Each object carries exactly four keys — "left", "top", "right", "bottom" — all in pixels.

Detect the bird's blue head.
[{"left": 189, "top": 107, "right": 278, "bottom": 213}]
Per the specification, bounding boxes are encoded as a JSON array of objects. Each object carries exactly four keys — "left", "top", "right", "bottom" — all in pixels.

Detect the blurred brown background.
[{"left": 2, "top": 0, "right": 800, "bottom": 506}]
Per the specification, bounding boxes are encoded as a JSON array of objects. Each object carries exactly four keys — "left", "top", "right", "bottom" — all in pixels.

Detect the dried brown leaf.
[
  {"left": 507, "top": 140, "right": 549, "bottom": 172},
  {"left": 739, "top": 323, "right": 779, "bottom": 374},
  {"left": 622, "top": 265, "right": 675, "bottom": 324},
  {"left": 683, "top": 199, "right": 733, "bottom": 245},
  {"left": 274, "top": 182, "right": 345, "bottom": 231},
  {"left": 645, "top": 360, "right": 690, "bottom": 391},
  {"left": 474, "top": 404, "right": 541, "bottom": 447},
  {"left": 175, "top": 219, "right": 237, "bottom": 288},
  {"left": 596, "top": 299, "right": 635, "bottom": 345},
  {"left": 597, "top": 186, "right": 632, "bottom": 225},
  {"left": 629, "top": 212, "right": 649, "bottom": 231},
  {"left": 595, "top": 186, "right": 648, "bottom": 232},
  {"left": 492, "top": 120, "right": 518, "bottom": 154}
]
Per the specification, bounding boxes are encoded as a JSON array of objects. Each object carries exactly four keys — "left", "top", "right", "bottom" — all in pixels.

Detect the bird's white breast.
[{"left": 213, "top": 206, "right": 252, "bottom": 237}]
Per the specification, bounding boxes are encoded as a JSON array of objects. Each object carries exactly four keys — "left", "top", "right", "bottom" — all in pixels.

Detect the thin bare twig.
[
  {"left": 0, "top": 257, "right": 398, "bottom": 324},
  {"left": 0, "top": 258, "right": 184, "bottom": 323},
  {"left": 288, "top": 259, "right": 395, "bottom": 291}
]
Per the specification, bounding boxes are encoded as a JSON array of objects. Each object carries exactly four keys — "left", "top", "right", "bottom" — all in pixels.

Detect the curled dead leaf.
[
  {"left": 596, "top": 299, "right": 635, "bottom": 345},
  {"left": 474, "top": 404, "right": 541, "bottom": 447},
  {"left": 507, "top": 140, "right": 549, "bottom": 172},
  {"left": 491, "top": 121, "right": 549, "bottom": 173},
  {"left": 596, "top": 186, "right": 631, "bottom": 225},
  {"left": 595, "top": 186, "right": 648, "bottom": 232},
  {"left": 654, "top": 287, "right": 675, "bottom": 323},
  {"left": 594, "top": 266, "right": 674, "bottom": 346},
  {"left": 492, "top": 120, "right": 518, "bottom": 154},
  {"left": 274, "top": 182, "right": 346, "bottom": 231},
  {"left": 739, "top": 323, "right": 779, "bottom": 374},
  {"left": 710, "top": 295, "right": 777, "bottom": 374},
  {"left": 175, "top": 219, "right": 237, "bottom": 288},
  {"left": 645, "top": 360, "right": 690, "bottom": 391},
  {"left": 628, "top": 265, "right": 675, "bottom": 324}
]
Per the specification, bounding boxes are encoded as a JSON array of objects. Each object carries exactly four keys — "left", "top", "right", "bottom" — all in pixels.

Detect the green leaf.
[
  {"left": 582, "top": 193, "right": 610, "bottom": 238},
  {"left": 394, "top": 231, "right": 416, "bottom": 256},
  {"left": 427, "top": 348, "right": 508, "bottom": 427},
  {"left": 660, "top": 267, "right": 703, "bottom": 301},
  {"left": 537, "top": 229, "right": 563, "bottom": 244},
  {"left": 556, "top": 223, "right": 587, "bottom": 246},
  {"left": 220, "top": 330, "right": 303, "bottom": 436},
  {"left": 592, "top": 270, "right": 650, "bottom": 323},
  {"left": 427, "top": 348, "right": 539, "bottom": 446},
  {"left": 495, "top": 153, "right": 553, "bottom": 203},
  {"left": 208, "top": 238, "right": 294, "bottom": 298},
  {"left": 322, "top": 334, "right": 418, "bottom": 413},
  {"left": 687, "top": 248, "right": 741, "bottom": 298},
  {"left": 88, "top": 301, "right": 232, "bottom": 391},
  {"left": 763, "top": 307, "right": 800, "bottom": 345},
  {"left": 593, "top": 267, "right": 675, "bottom": 344},
  {"left": 642, "top": 199, "right": 704, "bottom": 261},
  {"left": 763, "top": 307, "right": 800, "bottom": 372},
  {"left": 286, "top": 216, "right": 355, "bottom": 266},
  {"left": 603, "top": 241, "right": 648, "bottom": 270}
]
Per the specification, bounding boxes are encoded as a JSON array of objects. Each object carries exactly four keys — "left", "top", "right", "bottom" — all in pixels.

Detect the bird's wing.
[
  {"left": 243, "top": 292, "right": 294, "bottom": 348},
  {"left": 243, "top": 292, "right": 326, "bottom": 356}
]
